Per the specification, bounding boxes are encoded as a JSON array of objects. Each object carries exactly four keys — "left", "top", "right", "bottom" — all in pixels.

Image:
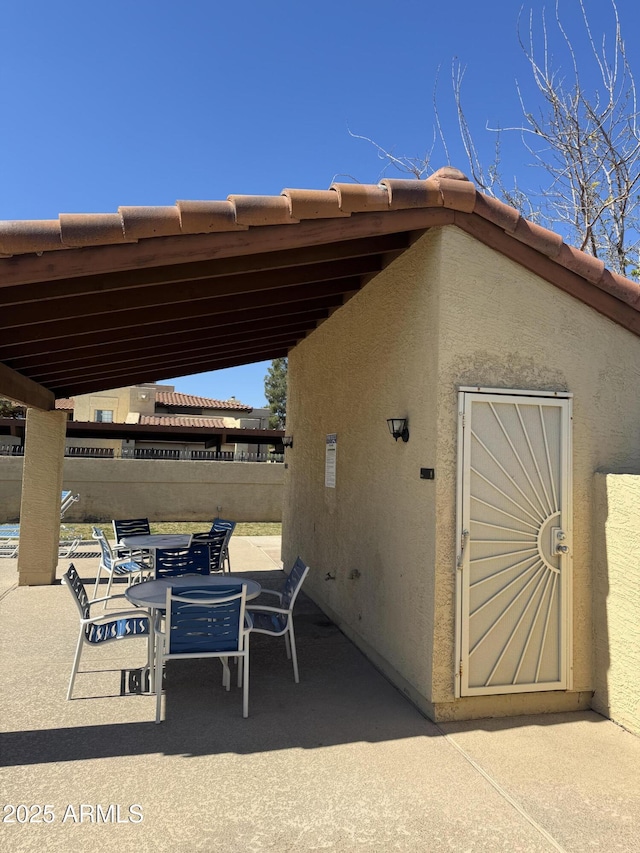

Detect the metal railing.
[{"left": 0, "top": 444, "right": 283, "bottom": 463}]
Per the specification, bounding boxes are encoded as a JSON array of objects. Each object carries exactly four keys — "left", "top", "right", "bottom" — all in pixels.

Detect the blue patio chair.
[
  {"left": 154, "top": 583, "right": 252, "bottom": 722},
  {"left": 191, "top": 528, "right": 228, "bottom": 573},
  {"left": 91, "top": 526, "right": 147, "bottom": 604},
  {"left": 112, "top": 517, "right": 152, "bottom": 566},
  {"left": 62, "top": 563, "right": 151, "bottom": 700},
  {"left": 153, "top": 544, "right": 210, "bottom": 579},
  {"left": 210, "top": 518, "right": 237, "bottom": 572},
  {"left": 247, "top": 557, "right": 310, "bottom": 683}
]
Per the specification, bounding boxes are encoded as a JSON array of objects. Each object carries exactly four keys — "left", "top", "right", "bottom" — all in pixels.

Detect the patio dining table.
[
  {"left": 125, "top": 574, "right": 262, "bottom": 692},
  {"left": 120, "top": 533, "right": 193, "bottom": 550}
]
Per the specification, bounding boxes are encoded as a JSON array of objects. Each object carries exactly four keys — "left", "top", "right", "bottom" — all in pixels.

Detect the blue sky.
[{"left": 2, "top": 0, "right": 638, "bottom": 406}]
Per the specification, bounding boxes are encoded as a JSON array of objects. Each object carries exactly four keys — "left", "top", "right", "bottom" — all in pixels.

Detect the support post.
[{"left": 17, "top": 409, "right": 67, "bottom": 586}]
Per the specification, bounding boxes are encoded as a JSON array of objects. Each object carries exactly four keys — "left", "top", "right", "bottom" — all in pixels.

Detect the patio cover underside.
[{"left": 0, "top": 210, "right": 436, "bottom": 408}]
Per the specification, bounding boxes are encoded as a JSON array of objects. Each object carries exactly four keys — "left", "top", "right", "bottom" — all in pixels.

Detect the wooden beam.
[
  {"left": 1, "top": 254, "right": 382, "bottom": 329},
  {"left": 5, "top": 299, "right": 335, "bottom": 368},
  {"left": 0, "top": 276, "right": 363, "bottom": 349},
  {"left": 0, "top": 361, "right": 55, "bottom": 410},
  {"left": 0, "top": 232, "right": 411, "bottom": 303},
  {"left": 31, "top": 326, "right": 312, "bottom": 382},
  {"left": 57, "top": 347, "right": 291, "bottom": 396}
]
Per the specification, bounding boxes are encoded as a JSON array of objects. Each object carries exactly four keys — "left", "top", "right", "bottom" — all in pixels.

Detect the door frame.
[{"left": 454, "top": 387, "right": 573, "bottom": 698}]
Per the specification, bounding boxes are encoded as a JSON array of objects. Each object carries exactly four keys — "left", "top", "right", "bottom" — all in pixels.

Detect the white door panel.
[{"left": 457, "top": 392, "right": 572, "bottom": 696}]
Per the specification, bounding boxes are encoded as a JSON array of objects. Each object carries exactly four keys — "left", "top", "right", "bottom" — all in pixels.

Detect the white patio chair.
[
  {"left": 91, "top": 526, "right": 147, "bottom": 604},
  {"left": 246, "top": 557, "right": 310, "bottom": 683},
  {"left": 62, "top": 563, "right": 151, "bottom": 700},
  {"left": 154, "top": 582, "right": 252, "bottom": 722}
]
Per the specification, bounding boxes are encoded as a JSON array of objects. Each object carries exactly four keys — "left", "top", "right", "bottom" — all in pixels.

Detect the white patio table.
[
  {"left": 125, "top": 574, "right": 262, "bottom": 692},
  {"left": 120, "top": 533, "right": 193, "bottom": 550}
]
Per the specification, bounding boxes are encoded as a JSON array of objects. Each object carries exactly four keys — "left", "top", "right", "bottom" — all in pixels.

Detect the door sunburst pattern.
[{"left": 459, "top": 394, "right": 571, "bottom": 695}]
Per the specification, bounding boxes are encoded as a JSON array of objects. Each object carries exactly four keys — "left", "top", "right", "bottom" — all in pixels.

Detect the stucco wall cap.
[
  {"left": 556, "top": 243, "right": 606, "bottom": 284},
  {"left": 512, "top": 218, "right": 564, "bottom": 258},
  {"left": 380, "top": 178, "right": 443, "bottom": 210},
  {"left": 176, "top": 200, "right": 246, "bottom": 233},
  {"left": 0, "top": 220, "right": 63, "bottom": 256},
  {"left": 330, "top": 183, "right": 390, "bottom": 213},
  {"left": 228, "top": 194, "right": 296, "bottom": 226},
  {"left": 473, "top": 193, "right": 521, "bottom": 233},
  {"left": 433, "top": 176, "right": 476, "bottom": 212},
  {"left": 282, "top": 188, "right": 350, "bottom": 220},
  {"left": 119, "top": 206, "right": 183, "bottom": 239},
  {"left": 59, "top": 213, "right": 127, "bottom": 247}
]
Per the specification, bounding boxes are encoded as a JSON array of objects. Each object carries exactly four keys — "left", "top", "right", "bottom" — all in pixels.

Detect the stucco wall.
[
  {"left": 284, "top": 231, "right": 441, "bottom": 709},
  {"left": 0, "top": 457, "right": 283, "bottom": 522},
  {"left": 431, "top": 226, "right": 640, "bottom": 719},
  {"left": 284, "top": 223, "right": 640, "bottom": 722},
  {"left": 592, "top": 474, "right": 640, "bottom": 736}
]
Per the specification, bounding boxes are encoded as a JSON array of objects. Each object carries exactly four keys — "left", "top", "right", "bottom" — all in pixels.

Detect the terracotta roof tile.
[
  {"left": 555, "top": 244, "right": 606, "bottom": 285},
  {"left": 380, "top": 178, "right": 443, "bottom": 210},
  {"left": 472, "top": 193, "right": 521, "bottom": 233},
  {"left": 227, "top": 194, "right": 295, "bottom": 226},
  {"left": 0, "top": 220, "right": 64, "bottom": 256},
  {"left": 54, "top": 398, "right": 74, "bottom": 410},
  {"left": 282, "top": 189, "right": 349, "bottom": 220},
  {"left": 3, "top": 167, "right": 640, "bottom": 340},
  {"left": 597, "top": 270, "right": 640, "bottom": 309},
  {"left": 118, "top": 206, "right": 182, "bottom": 239},
  {"left": 330, "top": 183, "right": 390, "bottom": 213},
  {"left": 434, "top": 175, "right": 476, "bottom": 213},
  {"left": 177, "top": 200, "right": 246, "bottom": 233},
  {"left": 140, "top": 415, "right": 226, "bottom": 428},
  {"left": 155, "top": 391, "right": 251, "bottom": 410},
  {"left": 59, "top": 213, "right": 127, "bottom": 248},
  {"left": 512, "top": 219, "right": 564, "bottom": 259}
]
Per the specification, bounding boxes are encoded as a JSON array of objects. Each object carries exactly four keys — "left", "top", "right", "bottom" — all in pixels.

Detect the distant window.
[{"left": 94, "top": 409, "right": 113, "bottom": 423}]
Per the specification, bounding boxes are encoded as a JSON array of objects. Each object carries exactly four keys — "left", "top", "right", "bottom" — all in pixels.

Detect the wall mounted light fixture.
[
  {"left": 282, "top": 435, "right": 294, "bottom": 448},
  {"left": 387, "top": 418, "right": 409, "bottom": 442}
]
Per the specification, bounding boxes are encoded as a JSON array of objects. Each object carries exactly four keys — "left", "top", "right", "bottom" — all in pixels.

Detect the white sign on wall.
[{"left": 325, "top": 433, "right": 337, "bottom": 488}]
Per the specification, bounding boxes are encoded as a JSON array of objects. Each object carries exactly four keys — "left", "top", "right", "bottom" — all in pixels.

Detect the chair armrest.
[
  {"left": 254, "top": 588, "right": 283, "bottom": 603},
  {"left": 88, "top": 593, "right": 129, "bottom": 608},
  {"left": 81, "top": 608, "right": 151, "bottom": 625},
  {"left": 246, "top": 604, "right": 288, "bottom": 615},
  {"left": 243, "top": 613, "right": 254, "bottom": 631}
]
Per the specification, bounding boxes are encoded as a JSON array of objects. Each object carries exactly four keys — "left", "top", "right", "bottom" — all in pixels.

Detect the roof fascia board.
[{"left": 0, "top": 208, "right": 453, "bottom": 288}]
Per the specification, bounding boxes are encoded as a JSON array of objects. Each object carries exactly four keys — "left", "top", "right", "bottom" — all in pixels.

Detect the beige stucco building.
[
  {"left": 2, "top": 167, "right": 640, "bottom": 733},
  {"left": 282, "top": 224, "right": 640, "bottom": 727}
]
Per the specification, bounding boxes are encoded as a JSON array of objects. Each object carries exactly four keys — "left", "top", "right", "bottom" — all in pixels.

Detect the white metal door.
[{"left": 456, "top": 391, "right": 572, "bottom": 696}]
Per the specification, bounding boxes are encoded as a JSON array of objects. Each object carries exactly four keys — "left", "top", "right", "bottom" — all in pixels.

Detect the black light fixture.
[
  {"left": 387, "top": 418, "right": 409, "bottom": 442},
  {"left": 282, "top": 435, "right": 294, "bottom": 448}
]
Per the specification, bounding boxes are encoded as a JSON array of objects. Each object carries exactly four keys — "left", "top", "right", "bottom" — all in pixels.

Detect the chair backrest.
[
  {"left": 166, "top": 584, "right": 246, "bottom": 655},
  {"left": 191, "top": 529, "right": 228, "bottom": 572},
  {"left": 282, "top": 557, "right": 310, "bottom": 612},
  {"left": 62, "top": 563, "right": 90, "bottom": 620},
  {"left": 112, "top": 518, "right": 151, "bottom": 541},
  {"left": 153, "top": 544, "right": 210, "bottom": 578},
  {"left": 210, "top": 517, "right": 237, "bottom": 535},
  {"left": 91, "top": 526, "right": 115, "bottom": 570}
]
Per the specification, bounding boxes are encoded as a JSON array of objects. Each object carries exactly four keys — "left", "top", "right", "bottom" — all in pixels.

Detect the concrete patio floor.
[{"left": 1, "top": 537, "right": 640, "bottom": 852}]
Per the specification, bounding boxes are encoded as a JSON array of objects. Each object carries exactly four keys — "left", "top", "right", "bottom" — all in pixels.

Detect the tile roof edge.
[{"left": 1, "top": 166, "right": 639, "bottom": 316}]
